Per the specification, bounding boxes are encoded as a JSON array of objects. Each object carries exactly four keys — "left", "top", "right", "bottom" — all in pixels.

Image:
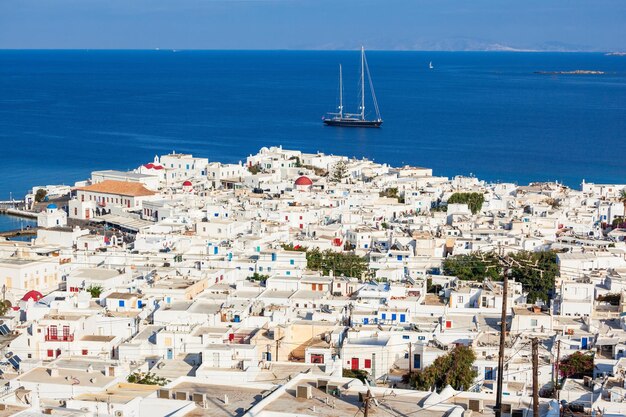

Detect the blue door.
[
  {"left": 167, "top": 349, "right": 173, "bottom": 360},
  {"left": 413, "top": 354, "right": 421, "bottom": 369},
  {"left": 400, "top": 314, "right": 406, "bottom": 323},
  {"left": 363, "top": 318, "right": 369, "bottom": 325},
  {"left": 581, "top": 337, "right": 588, "bottom": 349}
]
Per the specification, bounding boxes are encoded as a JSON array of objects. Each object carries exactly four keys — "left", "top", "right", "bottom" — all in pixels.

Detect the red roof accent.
[
  {"left": 22, "top": 290, "right": 43, "bottom": 302},
  {"left": 183, "top": 181, "right": 193, "bottom": 187},
  {"left": 144, "top": 163, "right": 164, "bottom": 170},
  {"left": 295, "top": 176, "right": 313, "bottom": 186}
]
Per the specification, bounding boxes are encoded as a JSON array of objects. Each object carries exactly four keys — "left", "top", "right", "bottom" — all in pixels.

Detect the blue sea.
[
  {"left": 0, "top": 50, "right": 625, "bottom": 201},
  {"left": 0, "top": 214, "right": 36, "bottom": 235}
]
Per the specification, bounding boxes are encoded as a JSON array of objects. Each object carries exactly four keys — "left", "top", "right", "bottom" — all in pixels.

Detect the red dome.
[
  {"left": 294, "top": 176, "right": 313, "bottom": 186},
  {"left": 22, "top": 290, "right": 43, "bottom": 302},
  {"left": 144, "top": 163, "right": 164, "bottom": 170},
  {"left": 182, "top": 181, "right": 193, "bottom": 187}
]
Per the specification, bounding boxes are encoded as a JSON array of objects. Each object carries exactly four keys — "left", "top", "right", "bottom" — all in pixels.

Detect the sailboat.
[
  {"left": 429, "top": 61, "right": 434, "bottom": 69},
  {"left": 322, "top": 47, "right": 382, "bottom": 128}
]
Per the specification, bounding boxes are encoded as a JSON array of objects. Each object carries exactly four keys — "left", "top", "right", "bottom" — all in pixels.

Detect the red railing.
[{"left": 45, "top": 334, "right": 74, "bottom": 342}]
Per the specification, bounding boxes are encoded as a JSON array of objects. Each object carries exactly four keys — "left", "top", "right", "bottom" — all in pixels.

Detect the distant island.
[
  {"left": 534, "top": 70, "right": 605, "bottom": 75},
  {"left": 605, "top": 52, "right": 626, "bottom": 56}
]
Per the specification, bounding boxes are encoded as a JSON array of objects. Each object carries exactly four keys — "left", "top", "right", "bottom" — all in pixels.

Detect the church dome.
[
  {"left": 21, "top": 290, "right": 43, "bottom": 302},
  {"left": 294, "top": 176, "right": 313, "bottom": 186}
]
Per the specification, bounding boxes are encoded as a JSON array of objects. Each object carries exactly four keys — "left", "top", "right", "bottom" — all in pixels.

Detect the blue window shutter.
[{"left": 119, "top": 300, "right": 125, "bottom": 307}]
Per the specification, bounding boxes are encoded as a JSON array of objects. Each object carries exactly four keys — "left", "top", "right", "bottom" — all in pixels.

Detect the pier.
[
  {"left": 0, "top": 228, "right": 38, "bottom": 238},
  {"left": 0, "top": 208, "right": 37, "bottom": 219}
]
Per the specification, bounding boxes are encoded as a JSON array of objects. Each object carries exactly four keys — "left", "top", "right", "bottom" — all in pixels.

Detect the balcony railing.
[{"left": 45, "top": 334, "right": 74, "bottom": 342}]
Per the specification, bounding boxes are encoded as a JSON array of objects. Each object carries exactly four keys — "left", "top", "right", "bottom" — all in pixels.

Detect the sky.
[{"left": 1, "top": 0, "right": 625, "bottom": 51}]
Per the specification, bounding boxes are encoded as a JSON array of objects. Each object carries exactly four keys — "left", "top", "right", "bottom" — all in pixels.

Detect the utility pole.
[
  {"left": 532, "top": 338, "right": 539, "bottom": 417},
  {"left": 554, "top": 338, "right": 561, "bottom": 401},
  {"left": 363, "top": 389, "right": 371, "bottom": 417},
  {"left": 275, "top": 338, "right": 280, "bottom": 362},
  {"left": 408, "top": 342, "right": 412, "bottom": 374},
  {"left": 495, "top": 251, "right": 510, "bottom": 417}
]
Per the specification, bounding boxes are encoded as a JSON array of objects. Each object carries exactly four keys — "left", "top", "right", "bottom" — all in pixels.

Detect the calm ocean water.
[
  {"left": 0, "top": 50, "right": 625, "bottom": 201},
  {"left": 0, "top": 214, "right": 36, "bottom": 234}
]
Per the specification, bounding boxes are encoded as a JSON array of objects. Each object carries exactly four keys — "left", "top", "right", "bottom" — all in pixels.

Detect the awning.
[{"left": 94, "top": 214, "right": 153, "bottom": 232}]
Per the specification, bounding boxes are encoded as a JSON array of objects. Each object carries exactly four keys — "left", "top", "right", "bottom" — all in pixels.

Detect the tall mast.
[
  {"left": 339, "top": 64, "right": 343, "bottom": 118},
  {"left": 360, "top": 46, "right": 365, "bottom": 120}
]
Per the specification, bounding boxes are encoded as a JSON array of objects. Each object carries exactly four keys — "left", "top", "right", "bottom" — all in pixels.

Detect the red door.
[{"left": 351, "top": 358, "right": 359, "bottom": 370}]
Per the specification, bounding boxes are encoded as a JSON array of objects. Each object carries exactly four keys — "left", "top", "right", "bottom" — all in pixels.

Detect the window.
[
  {"left": 290, "top": 259, "right": 294, "bottom": 265},
  {"left": 82, "top": 349, "right": 88, "bottom": 356},
  {"left": 485, "top": 367, "right": 494, "bottom": 380},
  {"left": 402, "top": 335, "right": 410, "bottom": 340},
  {"left": 47, "top": 349, "right": 53, "bottom": 357},
  {"left": 364, "top": 359, "right": 372, "bottom": 368},
  {"left": 445, "top": 320, "right": 452, "bottom": 329},
  {"left": 531, "top": 319, "right": 538, "bottom": 327},
  {"left": 392, "top": 314, "right": 397, "bottom": 321},
  {"left": 119, "top": 300, "right": 125, "bottom": 307},
  {"left": 457, "top": 296, "right": 463, "bottom": 303}
]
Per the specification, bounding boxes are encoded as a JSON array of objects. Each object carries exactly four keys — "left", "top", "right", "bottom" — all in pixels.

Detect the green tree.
[
  {"left": 443, "top": 251, "right": 558, "bottom": 304},
  {"left": 559, "top": 352, "right": 594, "bottom": 379},
  {"left": 280, "top": 243, "right": 307, "bottom": 252},
  {"left": 86, "top": 285, "right": 103, "bottom": 298},
  {"left": 447, "top": 192, "right": 485, "bottom": 214},
  {"left": 289, "top": 156, "right": 302, "bottom": 167},
  {"left": 306, "top": 248, "right": 368, "bottom": 278},
  {"left": 247, "top": 273, "right": 269, "bottom": 283},
  {"left": 405, "top": 345, "right": 478, "bottom": 391},
  {"left": 248, "top": 164, "right": 262, "bottom": 175},
  {"left": 442, "top": 253, "right": 502, "bottom": 281},
  {"left": 509, "top": 250, "right": 558, "bottom": 303},
  {"left": 34, "top": 188, "right": 47, "bottom": 203},
  {"left": 127, "top": 372, "right": 169, "bottom": 386}
]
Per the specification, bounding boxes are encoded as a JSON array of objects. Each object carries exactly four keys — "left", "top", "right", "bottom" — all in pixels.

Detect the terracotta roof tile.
[{"left": 77, "top": 180, "right": 156, "bottom": 197}]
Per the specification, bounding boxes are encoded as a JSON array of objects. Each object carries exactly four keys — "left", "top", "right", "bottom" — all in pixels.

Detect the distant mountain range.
[{"left": 296, "top": 37, "right": 619, "bottom": 52}]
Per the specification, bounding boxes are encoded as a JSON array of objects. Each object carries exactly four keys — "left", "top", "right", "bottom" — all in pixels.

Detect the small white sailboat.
[{"left": 429, "top": 61, "right": 434, "bottom": 70}]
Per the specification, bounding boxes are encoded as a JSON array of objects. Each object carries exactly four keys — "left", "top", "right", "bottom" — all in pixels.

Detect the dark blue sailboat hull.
[{"left": 323, "top": 118, "right": 382, "bottom": 128}]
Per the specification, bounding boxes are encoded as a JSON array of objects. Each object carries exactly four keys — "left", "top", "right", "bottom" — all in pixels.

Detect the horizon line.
[{"left": 0, "top": 47, "right": 620, "bottom": 53}]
